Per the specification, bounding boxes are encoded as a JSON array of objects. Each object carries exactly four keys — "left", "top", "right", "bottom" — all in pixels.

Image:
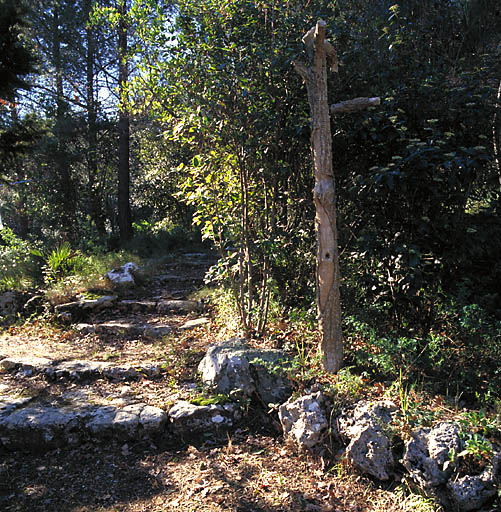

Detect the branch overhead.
[{"left": 330, "top": 97, "right": 381, "bottom": 115}]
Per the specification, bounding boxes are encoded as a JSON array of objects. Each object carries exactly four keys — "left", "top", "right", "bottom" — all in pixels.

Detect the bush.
[{"left": 0, "top": 228, "right": 41, "bottom": 290}]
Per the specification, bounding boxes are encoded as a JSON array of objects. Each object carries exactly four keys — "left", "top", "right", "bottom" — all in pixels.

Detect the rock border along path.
[{"left": 0, "top": 252, "right": 218, "bottom": 453}]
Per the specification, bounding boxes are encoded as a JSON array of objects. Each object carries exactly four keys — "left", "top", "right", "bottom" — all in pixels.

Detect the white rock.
[{"left": 279, "top": 392, "right": 328, "bottom": 451}]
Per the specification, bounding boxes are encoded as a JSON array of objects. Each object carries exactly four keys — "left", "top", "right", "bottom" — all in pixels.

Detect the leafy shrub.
[
  {"left": 0, "top": 228, "right": 41, "bottom": 290},
  {"left": 42, "top": 242, "right": 86, "bottom": 284},
  {"left": 344, "top": 293, "right": 501, "bottom": 405},
  {"left": 124, "top": 221, "right": 201, "bottom": 258}
]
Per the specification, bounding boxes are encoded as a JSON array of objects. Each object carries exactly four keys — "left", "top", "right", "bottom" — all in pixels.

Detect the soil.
[{"left": 0, "top": 253, "right": 450, "bottom": 511}]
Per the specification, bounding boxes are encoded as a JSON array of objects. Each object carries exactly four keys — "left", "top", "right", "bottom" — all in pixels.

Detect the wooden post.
[{"left": 294, "top": 21, "right": 380, "bottom": 373}]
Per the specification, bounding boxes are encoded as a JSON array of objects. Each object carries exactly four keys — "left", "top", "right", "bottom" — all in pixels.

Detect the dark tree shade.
[{"left": 0, "top": 0, "right": 36, "bottom": 101}]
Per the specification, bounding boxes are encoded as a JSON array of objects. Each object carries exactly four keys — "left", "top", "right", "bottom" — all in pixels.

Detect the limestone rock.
[
  {"left": 0, "top": 356, "right": 52, "bottom": 374},
  {"left": 107, "top": 262, "right": 139, "bottom": 289},
  {"left": 94, "top": 320, "right": 171, "bottom": 339},
  {"left": 345, "top": 424, "right": 394, "bottom": 480},
  {"left": 168, "top": 400, "right": 238, "bottom": 438},
  {"left": 0, "top": 404, "right": 85, "bottom": 451},
  {"left": 198, "top": 340, "right": 292, "bottom": 405},
  {"left": 402, "top": 423, "right": 461, "bottom": 489},
  {"left": 180, "top": 317, "right": 209, "bottom": 330},
  {"left": 1, "top": 356, "right": 163, "bottom": 383},
  {"left": 279, "top": 392, "right": 328, "bottom": 450},
  {"left": 0, "top": 401, "right": 167, "bottom": 451},
  {"left": 118, "top": 300, "right": 157, "bottom": 313},
  {"left": 337, "top": 400, "right": 397, "bottom": 440},
  {"left": 55, "top": 295, "right": 117, "bottom": 318},
  {"left": 336, "top": 400, "right": 397, "bottom": 480},
  {"left": 447, "top": 451, "right": 500, "bottom": 512},
  {"left": 44, "top": 360, "right": 110, "bottom": 380},
  {"left": 157, "top": 299, "right": 201, "bottom": 314}
]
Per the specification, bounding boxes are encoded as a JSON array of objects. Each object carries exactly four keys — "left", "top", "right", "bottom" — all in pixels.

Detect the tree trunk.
[
  {"left": 493, "top": 79, "right": 501, "bottom": 191},
  {"left": 85, "top": 0, "right": 106, "bottom": 237},
  {"left": 294, "top": 21, "right": 343, "bottom": 373},
  {"left": 53, "top": 4, "right": 74, "bottom": 239},
  {"left": 118, "top": 0, "right": 132, "bottom": 244}
]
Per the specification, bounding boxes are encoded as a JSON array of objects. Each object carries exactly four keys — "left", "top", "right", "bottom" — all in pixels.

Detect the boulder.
[
  {"left": 402, "top": 423, "right": 461, "bottom": 489},
  {"left": 107, "top": 262, "right": 139, "bottom": 289},
  {"left": 447, "top": 451, "right": 500, "bottom": 512},
  {"left": 198, "top": 340, "right": 292, "bottom": 406},
  {"left": 279, "top": 392, "right": 328, "bottom": 450},
  {"left": 335, "top": 400, "right": 397, "bottom": 480}
]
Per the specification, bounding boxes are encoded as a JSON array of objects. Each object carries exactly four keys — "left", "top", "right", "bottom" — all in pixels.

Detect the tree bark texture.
[
  {"left": 53, "top": 5, "right": 75, "bottom": 238},
  {"left": 294, "top": 21, "right": 343, "bottom": 373},
  {"left": 331, "top": 97, "right": 380, "bottom": 115},
  {"left": 85, "top": 0, "right": 106, "bottom": 237},
  {"left": 118, "top": 1, "right": 132, "bottom": 244}
]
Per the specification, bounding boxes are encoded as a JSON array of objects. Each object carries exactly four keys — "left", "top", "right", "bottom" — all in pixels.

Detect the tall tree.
[
  {"left": 117, "top": 0, "right": 132, "bottom": 243},
  {"left": 0, "top": 0, "right": 37, "bottom": 169}
]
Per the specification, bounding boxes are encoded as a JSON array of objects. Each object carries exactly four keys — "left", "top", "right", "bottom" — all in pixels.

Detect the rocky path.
[{"left": 0, "top": 252, "right": 220, "bottom": 453}]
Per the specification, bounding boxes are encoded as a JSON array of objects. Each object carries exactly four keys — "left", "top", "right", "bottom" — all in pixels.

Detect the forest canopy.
[{"left": 1, "top": 0, "right": 500, "bottom": 397}]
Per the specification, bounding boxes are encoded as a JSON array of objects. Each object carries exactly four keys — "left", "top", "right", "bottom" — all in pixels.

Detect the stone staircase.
[{"left": 0, "top": 251, "right": 228, "bottom": 453}]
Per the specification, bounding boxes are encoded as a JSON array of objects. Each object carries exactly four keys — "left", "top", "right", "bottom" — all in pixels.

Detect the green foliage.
[
  {"left": 456, "top": 412, "right": 497, "bottom": 463},
  {"left": 0, "top": 0, "right": 36, "bottom": 101},
  {"left": 123, "top": 221, "right": 201, "bottom": 258},
  {"left": 0, "top": 227, "right": 40, "bottom": 290},
  {"left": 42, "top": 242, "right": 85, "bottom": 284},
  {"left": 344, "top": 291, "right": 501, "bottom": 403},
  {"left": 189, "top": 393, "right": 231, "bottom": 407}
]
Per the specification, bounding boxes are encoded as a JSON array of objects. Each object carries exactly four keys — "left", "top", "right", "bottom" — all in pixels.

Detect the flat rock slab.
[
  {"left": 157, "top": 300, "right": 201, "bottom": 314},
  {"left": 55, "top": 295, "right": 118, "bottom": 316},
  {"left": 169, "top": 400, "right": 239, "bottom": 440},
  {"left": 0, "top": 396, "right": 34, "bottom": 416},
  {"left": 0, "top": 356, "right": 163, "bottom": 382},
  {"left": 117, "top": 300, "right": 158, "bottom": 313},
  {"left": 1, "top": 356, "right": 52, "bottom": 374},
  {"left": 77, "top": 320, "right": 172, "bottom": 339},
  {"left": 0, "top": 400, "right": 167, "bottom": 452},
  {"left": 115, "top": 299, "right": 201, "bottom": 314},
  {"left": 180, "top": 317, "right": 209, "bottom": 330}
]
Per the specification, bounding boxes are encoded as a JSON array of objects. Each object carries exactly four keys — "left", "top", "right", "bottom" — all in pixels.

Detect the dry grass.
[{"left": 0, "top": 432, "right": 443, "bottom": 512}]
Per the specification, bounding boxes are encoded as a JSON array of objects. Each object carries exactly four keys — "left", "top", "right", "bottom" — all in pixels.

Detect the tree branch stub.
[{"left": 330, "top": 96, "right": 381, "bottom": 115}]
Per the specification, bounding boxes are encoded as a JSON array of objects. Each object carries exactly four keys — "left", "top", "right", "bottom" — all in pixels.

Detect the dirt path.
[{"left": 0, "top": 252, "right": 441, "bottom": 512}]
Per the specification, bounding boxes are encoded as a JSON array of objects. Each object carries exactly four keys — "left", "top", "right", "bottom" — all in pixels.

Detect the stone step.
[
  {"left": 55, "top": 297, "right": 202, "bottom": 321},
  {"left": 77, "top": 320, "right": 172, "bottom": 339},
  {"left": 0, "top": 395, "right": 240, "bottom": 453},
  {"left": 154, "top": 274, "right": 205, "bottom": 285},
  {"left": 0, "top": 399, "right": 167, "bottom": 452},
  {"left": 180, "top": 317, "right": 210, "bottom": 330},
  {"left": 0, "top": 356, "right": 164, "bottom": 382},
  {"left": 116, "top": 299, "right": 202, "bottom": 314}
]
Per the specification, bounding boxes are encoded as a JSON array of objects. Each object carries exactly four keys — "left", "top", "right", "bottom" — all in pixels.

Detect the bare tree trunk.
[
  {"left": 118, "top": 0, "right": 132, "bottom": 244},
  {"left": 85, "top": 0, "right": 106, "bottom": 237},
  {"left": 493, "top": 79, "right": 501, "bottom": 190},
  {"left": 53, "top": 5, "right": 74, "bottom": 239},
  {"left": 294, "top": 21, "right": 343, "bottom": 373}
]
